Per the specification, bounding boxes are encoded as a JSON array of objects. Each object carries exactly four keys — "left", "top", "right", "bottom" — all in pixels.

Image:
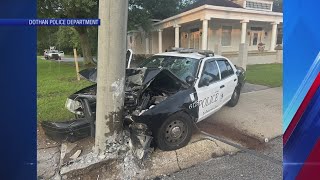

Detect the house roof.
[
  {"left": 152, "top": 0, "right": 282, "bottom": 28},
  {"left": 180, "top": 0, "right": 242, "bottom": 13},
  {"left": 180, "top": 0, "right": 283, "bottom": 13}
]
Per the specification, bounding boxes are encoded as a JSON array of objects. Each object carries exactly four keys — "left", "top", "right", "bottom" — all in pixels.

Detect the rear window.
[
  {"left": 199, "top": 60, "right": 220, "bottom": 86},
  {"left": 217, "top": 60, "right": 234, "bottom": 79}
]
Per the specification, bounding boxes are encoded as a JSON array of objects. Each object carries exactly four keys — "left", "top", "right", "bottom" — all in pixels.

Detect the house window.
[
  {"left": 277, "top": 27, "right": 283, "bottom": 44},
  {"left": 245, "top": 0, "right": 273, "bottom": 11},
  {"left": 221, "top": 26, "right": 232, "bottom": 47}
]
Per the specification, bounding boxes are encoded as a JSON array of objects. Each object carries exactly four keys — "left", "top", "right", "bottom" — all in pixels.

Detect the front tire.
[
  {"left": 155, "top": 112, "right": 193, "bottom": 151},
  {"left": 227, "top": 87, "right": 240, "bottom": 107}
]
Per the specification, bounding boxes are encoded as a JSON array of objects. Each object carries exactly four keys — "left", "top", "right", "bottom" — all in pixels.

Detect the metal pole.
[{"left": 95, "top": 0, "right": 129, "bottom": 152}]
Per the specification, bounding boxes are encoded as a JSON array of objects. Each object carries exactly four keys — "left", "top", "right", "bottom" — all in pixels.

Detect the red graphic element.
[
  {"left": 283, "top": 73, "right": 320, "bottom": 145},
  {"left": 296, "top": 139, "right": 320, "bottom": 180}
]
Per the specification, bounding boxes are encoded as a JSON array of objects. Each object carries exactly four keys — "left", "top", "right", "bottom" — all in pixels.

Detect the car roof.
[{"left": 154, "top": 51, "right": 225, "bottom": 60}]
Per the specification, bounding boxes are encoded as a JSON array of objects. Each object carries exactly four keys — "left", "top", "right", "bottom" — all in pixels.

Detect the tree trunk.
[{"left": 75, "top": 27, "right": 94, "bottom": 65}]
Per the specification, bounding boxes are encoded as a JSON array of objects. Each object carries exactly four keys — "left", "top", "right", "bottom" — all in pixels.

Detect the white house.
[{"left": 127, "top": 0, "right": 283, "bottom": 65}]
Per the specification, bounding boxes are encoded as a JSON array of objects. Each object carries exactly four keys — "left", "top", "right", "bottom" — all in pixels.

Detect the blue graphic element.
[
  {"left": 284, "top": 0, "right": 320, "bottom": 132},
  {"left": 283, "top": 54, "right": 320, "bottom": 131},
  {"left": 284, "top": 0, "right": 320, "bottom": 178},
  {"left": 0, "top": 1, "right": 37, "bottom": 179},
  {"left": 283, "top": 87, "right": 320, "bottom": 179}
]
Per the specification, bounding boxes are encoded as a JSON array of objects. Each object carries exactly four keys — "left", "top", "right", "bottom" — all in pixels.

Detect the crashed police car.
[{"left": 42, "top": 48, "right": 245, "bottom": 151}]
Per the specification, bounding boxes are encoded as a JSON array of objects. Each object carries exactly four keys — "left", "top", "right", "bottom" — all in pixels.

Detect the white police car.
[{"left": 42, "top": 49, "right": 246, "bottom": 151}]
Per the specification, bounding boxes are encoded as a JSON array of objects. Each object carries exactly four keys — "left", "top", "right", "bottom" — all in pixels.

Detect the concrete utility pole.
[{"left": 95, "top": 0, "right": 129, "bottom": 152}]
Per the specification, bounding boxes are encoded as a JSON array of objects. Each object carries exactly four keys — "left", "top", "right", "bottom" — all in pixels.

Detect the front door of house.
[
  {"left": 189, "top": 31, "right": 200, "bottom": 49},
  {"left": 249, "top": 31, "right": 263, "bottom": 47}
]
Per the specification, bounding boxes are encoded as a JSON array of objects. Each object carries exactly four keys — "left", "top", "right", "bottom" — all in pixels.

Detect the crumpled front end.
[{"left": 41, "top": 67, "right": 189, "bottom": 145}]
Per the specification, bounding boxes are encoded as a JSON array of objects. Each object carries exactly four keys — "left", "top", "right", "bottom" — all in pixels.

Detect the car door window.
[
  {"left": 225, "top": 60, "right": 235, "bottom": 75},
  {"left": 217, "top": 60, "right": 234, "bottom": 79},
  {"left": 199, "top": 60, "right": 220, "bottom": 87}
]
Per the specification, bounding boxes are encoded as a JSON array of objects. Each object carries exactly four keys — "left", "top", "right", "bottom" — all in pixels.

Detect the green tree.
[
  {"left": 128, "top": 0, "right": 196, "bottom": 31},
  {"left": 37, "top": 0, "right": 196, "bottom": 59},
  {"left": 37, "top": 26, "right": 59, "bottom": 55},
  {"left": 56, "top": 26, "right": 81, "bottom": 54},
  {"left": 38, "top": 0, "right": 98, "bottom": 65}
]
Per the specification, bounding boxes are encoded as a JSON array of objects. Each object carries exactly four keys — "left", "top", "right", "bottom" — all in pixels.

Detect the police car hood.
[{"left": 79, "top": 67, "right": 189, "bottom": 88}]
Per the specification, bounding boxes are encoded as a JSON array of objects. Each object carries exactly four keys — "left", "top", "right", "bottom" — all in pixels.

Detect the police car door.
[
  {"left": 216, "top": 59, "right": 238, "bottom": 105},
  {"left": 195, "top": 59, "right": 223, "bottom": 122}
]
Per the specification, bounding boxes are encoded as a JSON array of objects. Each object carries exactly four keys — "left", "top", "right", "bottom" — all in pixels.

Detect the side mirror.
[
  {"left": 236, "top": 69, "right": 241, "bottom": 76},
  {"left": 186, "top": 76, "right": 195, "bottom": 85},
  {"left": 201, "top": 78, "right": 210, "bottom": 86}
]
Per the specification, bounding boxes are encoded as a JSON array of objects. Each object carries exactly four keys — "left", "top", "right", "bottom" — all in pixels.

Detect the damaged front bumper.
[
  {"left": 42, "top": 96, "right": 96, "bottom": 142},
  {"left": 41, "top": 119, "right": 91, "bottom": 142}
]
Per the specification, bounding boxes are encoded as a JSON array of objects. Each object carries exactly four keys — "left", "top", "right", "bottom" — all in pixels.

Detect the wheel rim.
[{"left": 164, "top": 120, "right": 187, "bottom": 146}]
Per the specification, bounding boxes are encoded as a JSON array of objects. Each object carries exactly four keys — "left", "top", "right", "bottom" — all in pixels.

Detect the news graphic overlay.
[{"left": 284, "top": 0, "right": 320, "bottom": 179}]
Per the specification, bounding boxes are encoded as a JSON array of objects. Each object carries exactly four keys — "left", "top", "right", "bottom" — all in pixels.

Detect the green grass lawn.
[
  {"left": 37, "top": 59, "right": 93, "bottom": 121},
  {"left": 246, "top": 63, "right": 282, "bottom": 87}
]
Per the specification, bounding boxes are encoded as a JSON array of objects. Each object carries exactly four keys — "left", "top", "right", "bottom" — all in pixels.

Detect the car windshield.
[{"left": 139, "top": 55, "right": 200, "bottom": 83}]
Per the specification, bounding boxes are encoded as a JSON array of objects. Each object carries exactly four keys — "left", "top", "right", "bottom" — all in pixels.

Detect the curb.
[{"left": 145, "top": 136, "right": 240, "bottom": 179}]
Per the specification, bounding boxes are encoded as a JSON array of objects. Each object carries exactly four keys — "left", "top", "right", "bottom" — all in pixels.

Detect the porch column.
[
  {"left": 201, "top": 18, "right": 209, "bottom": 50},
  {"left": 174, "top": 25, "right": 181, "bottom": 48},
  {"left": 240, "top": 20, "right": 249, "bottom": 44},
  {"left": 270, "top": 22, "right": 278, "bottom": 51},
  {"left": 158, "top": 29, "right": 163, "bottom": 53}
]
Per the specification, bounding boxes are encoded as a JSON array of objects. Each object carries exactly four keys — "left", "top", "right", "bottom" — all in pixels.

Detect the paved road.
[
  {"left": 40, "top": 57, "right": 84, "bottom": 62},
  {"left": 59, "top": 57, "right": 84, "bottom": 62},
  {"left": 162, "top": 137, "right": 282, "bottom": 180},
  {"left": 241, "top": 83, "right": 269, "bottom": 93}
]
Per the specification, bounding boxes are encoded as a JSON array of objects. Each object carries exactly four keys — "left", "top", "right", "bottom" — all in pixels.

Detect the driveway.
[{"left": 198, "top": 87, "right": 282, "bottom": 145}]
